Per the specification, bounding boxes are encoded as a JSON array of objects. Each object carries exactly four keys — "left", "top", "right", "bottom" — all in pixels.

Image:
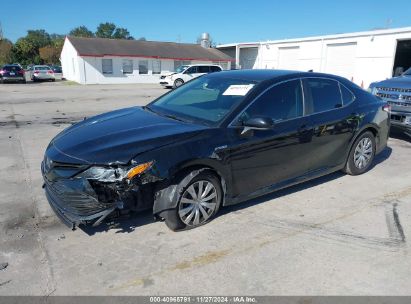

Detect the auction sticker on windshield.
[{"left": 223, "top": 84, "right": 254, "bottom": 96}]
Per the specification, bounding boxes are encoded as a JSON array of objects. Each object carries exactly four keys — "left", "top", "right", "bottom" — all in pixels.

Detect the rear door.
[{"left": 302, "top": 77, "right": 357, "bottom": 172}]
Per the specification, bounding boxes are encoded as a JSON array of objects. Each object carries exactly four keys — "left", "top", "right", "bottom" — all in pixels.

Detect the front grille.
[
  {"left": 377, "top": 87, "right": 411, "bottom": 93},
  {"left": 388, "top": 101, "right": 411, "bottom": 107},
  {"left": 45, "top": 178, "right": 117, "bottom": 216},
  {"left": 391, "top": 114, "right": 406, "bottom": 122}
]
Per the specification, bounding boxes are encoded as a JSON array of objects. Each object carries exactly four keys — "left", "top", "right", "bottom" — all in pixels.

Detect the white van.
[{"left": 160, "top": 64, "right": 222, "bottom": 88}]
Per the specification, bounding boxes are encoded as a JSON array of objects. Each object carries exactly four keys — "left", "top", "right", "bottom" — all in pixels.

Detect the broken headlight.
[{"left": 77, "top": 161, "right": 154, "bottom": 182}]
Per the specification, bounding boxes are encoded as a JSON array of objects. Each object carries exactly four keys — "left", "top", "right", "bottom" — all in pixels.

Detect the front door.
[{"left": 227, "top": 79, "right": 314, "bottom": 198}]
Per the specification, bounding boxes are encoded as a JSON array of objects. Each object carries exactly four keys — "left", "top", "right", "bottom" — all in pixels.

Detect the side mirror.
[{"left": 241, "top": 117, "right": 273, "bottom": 135}]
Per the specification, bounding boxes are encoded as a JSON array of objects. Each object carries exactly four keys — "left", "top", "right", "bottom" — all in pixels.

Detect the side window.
[
  {"left": 339, "top": 83, "right": 355, "bottom": 105},
  {"left": 243, "top": 79, "right": 303, "bottom": 122},
  {"left": 210, "top": 66, "right": 221, "bottom": 72},
  {"left": 305, "top": 78, "right": 342, "bottom": 113},
  {"left": 185, "top": 66, "right": 198, "bottom": 74},
  {"left": 198, "top": 66, "right": 210, "bottom": 73}
]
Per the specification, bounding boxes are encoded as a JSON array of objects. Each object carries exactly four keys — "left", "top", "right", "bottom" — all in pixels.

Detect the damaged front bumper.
[
  {"left": 41, "top": 157, "right": 157, "bottom": 229},
  {"left": 43, "top": 175, "right": 123, "bottom": 229}
]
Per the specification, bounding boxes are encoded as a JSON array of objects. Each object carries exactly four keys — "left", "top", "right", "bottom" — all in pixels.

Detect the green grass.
[{"left": 62, "top": 80, "right": 79, "bottom": 86}]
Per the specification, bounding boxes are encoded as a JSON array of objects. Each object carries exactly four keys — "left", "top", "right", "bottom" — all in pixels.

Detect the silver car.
[{"left": 29, "top": 65, "right": 56, "bottom": 82}]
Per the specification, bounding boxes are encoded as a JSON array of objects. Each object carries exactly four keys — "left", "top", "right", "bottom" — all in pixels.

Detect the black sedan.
[
  {"left": 0, "top": 64, "right": 26, "bottom": 83},
  {"left": 41, "top": 70, "right": 390, "bottom": 231}
]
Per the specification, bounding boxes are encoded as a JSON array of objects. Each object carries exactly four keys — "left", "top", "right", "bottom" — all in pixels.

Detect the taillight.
[
  {"left": 19, "top": 70, "right": 25, "bottom": 74},
  {"left": 34, "top": 71, "right": 39, "bottom": 74},
  {"left": 382, "top": 104, "right": 391, "bottom": 113},
  {"left": 0, "top": 70, "right": 5, "bottom": 75},
  {"left": 47, "top": 70, "right": 54, "bottom": 74}
]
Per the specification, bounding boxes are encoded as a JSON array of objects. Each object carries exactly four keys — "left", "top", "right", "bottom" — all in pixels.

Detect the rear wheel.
[
  {"left": 173, "top": 78, "right": 184, "bottom": 89},
  {"left": 164, "top": 171, "right": 222, "bottom": 231},
  {"left": 344, "top": 131, "right": 376, "bottom": 175}
]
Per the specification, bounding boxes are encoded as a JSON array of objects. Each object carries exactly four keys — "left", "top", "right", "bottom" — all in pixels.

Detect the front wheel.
[
  {"left": 164, "top": 171, "right": 222, "bottom": 231},
  {"left": 173, "top": 79, "right": 184, "bottom": 89},
  {"left": 344, "top": 131, "right": 376, "bottom": 175}
]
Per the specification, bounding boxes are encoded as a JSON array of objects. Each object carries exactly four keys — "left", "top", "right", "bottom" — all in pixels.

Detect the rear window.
[
  {"left": 35, "top": 66, "right": 49, "bottom": 71},
  {"left": 305, "top": 78, "right": 343, "bottom": 113},
  {"left": 198, "top": 66, "right": 210, "bottom": 73},
  {"left": 3, "top": 66, "right": 21, "bottom": 71},
  {"left": 340, "top": 83, "right": 355, "bottom": 105},
  {"left": 52, "top": 66, "right": 62, "bottom": 73},
  {"left": 210, "top": 66, "right": 221, "bottom": 72}
]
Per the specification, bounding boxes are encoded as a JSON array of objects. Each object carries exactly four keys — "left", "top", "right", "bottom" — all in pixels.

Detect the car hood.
[
  {"left": 47, "top": 107, "right": 207, "bottom": 165},
  {"left": 373, "top": 76, "right": 411, "bottom": 88}
]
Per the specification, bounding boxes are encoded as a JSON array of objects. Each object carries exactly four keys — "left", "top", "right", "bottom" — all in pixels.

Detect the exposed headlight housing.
[{"left": 77, "top": 161, "right": 154, "bottom": 182}]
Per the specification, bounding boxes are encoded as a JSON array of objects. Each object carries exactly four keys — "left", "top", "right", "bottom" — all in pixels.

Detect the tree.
[
  {"left": 0, "top": 39, "right": 13, "bottom": 65},
  {"left": 95, "top": 22, "right": 135, "bottom": 40},
  {"left": 39, "top": 45, "right": 61, "bottom": 64},
  {"left": 11, "top": 29, "right": 51, "bottom": 65},
  {"left": 113, "top": 27, "right": 134, "bottom": 40},
  {"left": 69, "top": 26, "right": 94, "bottom": 38},
  {"left": 95, "top": 22, "right": 116, "bottom": 38}
]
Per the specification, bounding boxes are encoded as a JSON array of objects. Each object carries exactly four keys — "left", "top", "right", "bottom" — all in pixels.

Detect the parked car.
[
  {"left": 51, "top": 65, "right": 63, "bottom": 80},
  {"left": 28, "top": 65, "right": 55, "bottom": 82},
  {"left": 42, "top": 70, "right": 390, "bottom": 231},
  {"left": 160, "top": 64, "right": 222, "bottom": 88},
  {"left": 369, "top": 68, "right": 411, "bottom": 135},
  {"left": 0, "top": 64, "right": 26, "bottom": 83}
]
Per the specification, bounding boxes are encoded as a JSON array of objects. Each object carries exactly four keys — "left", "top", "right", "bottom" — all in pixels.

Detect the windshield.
[
  {"left": 403, "top": 68, "right": 411, "bottom": 76},
  {"left": 34, "top": 66, "right": 50, "bottom": 71},
  {"left": 148, "top": 75, "right": 257, "bottom": 125},
  {"left": 175, "top": 65, "right": 189, "bottom": 73}
]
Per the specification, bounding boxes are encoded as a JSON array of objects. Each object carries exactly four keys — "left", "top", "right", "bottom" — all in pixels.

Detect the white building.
[
  {"left": 217, "top": 27, "right": 411, "bottom": 88},
  {"left": 60, "top": 36, "right": 233, "bottom": 84}
]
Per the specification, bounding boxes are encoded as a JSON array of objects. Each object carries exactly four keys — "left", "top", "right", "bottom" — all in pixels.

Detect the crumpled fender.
[{"left": 152, "top": 168, "right": 208, "bottom": 215}]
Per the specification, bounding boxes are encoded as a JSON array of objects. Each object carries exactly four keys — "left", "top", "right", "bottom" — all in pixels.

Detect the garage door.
[
  {"left": 239, "top": 47, "right": 258, "bottom": 69},
  {"left": 278, "top": 47, "right": 300, "bottom": 70},
  {"left": 325, "top": 42, "right": 357, "bottom": 79}
]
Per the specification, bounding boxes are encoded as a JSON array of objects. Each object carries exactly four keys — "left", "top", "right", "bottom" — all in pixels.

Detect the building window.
[
  {"left": 139, "top": 60, "right": 148, "bottom": 74},
  {"left": 122, "top": 59, "right": 133, "bottom": 74},
  {"left": 152, "top": 60, "right": 161, "bottom": 74},
  {"left": 174, "top": 60, "right": 191, "bottom": 71},
  {"left": 102, "top": 59, "right": 113, "bottom": 74}
]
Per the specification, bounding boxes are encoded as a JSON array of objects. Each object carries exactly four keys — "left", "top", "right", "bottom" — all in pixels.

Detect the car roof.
[
  {"left": 187, "top": 64, "right": 221, "bottom": 67},
  {"left": 207, "top": 69, "right": 345, "bottom": 82}
]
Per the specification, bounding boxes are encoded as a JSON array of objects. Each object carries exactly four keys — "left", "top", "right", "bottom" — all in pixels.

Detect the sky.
[{"left": 1, "top": 0, "right": 411, "bottom": 44}]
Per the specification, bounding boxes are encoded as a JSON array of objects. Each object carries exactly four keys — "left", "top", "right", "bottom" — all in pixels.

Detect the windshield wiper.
[
  {"left": 143, "top": 106, "right": 190, "bottom": 123},
  {"left": 163, "top": 114, "right": 187, "bottom": 123}
]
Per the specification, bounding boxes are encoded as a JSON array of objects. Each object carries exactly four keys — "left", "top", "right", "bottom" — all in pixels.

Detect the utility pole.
[{"left": 0, "top": 21, "right": 3, "bottom": 40}]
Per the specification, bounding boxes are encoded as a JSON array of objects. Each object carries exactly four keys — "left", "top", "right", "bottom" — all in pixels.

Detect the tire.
[
  {"left": 164, "top": 171, "right": 222, "bottom": 231},
  {"left": 21, "top": 79, "right": 26, "bottom": 84},
  {"left": 173, "top": 78, "right": 184, "bottom": 89},
  {"left": 51, "top": 79, "right": 55, "bottom": 82},
  {"left": 344, "top": 131, "right": 376, "bottom": 175}
]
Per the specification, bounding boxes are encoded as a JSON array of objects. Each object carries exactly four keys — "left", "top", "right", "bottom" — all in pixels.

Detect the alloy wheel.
[
  {"left": 353, "top": 137, "right": 373, "bottom": 169},
  {"left": 179, "top": 180, "right": 218, "bottom": 226}
]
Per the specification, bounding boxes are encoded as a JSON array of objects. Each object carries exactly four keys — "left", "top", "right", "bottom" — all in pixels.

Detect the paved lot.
[{"left": 0, "top": 82, "right": 411, "bottom": 296}]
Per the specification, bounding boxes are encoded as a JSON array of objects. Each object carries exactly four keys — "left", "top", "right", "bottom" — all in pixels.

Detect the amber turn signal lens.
[{"left": 126, "top": 161, "right": 154, "bottom": 179}]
